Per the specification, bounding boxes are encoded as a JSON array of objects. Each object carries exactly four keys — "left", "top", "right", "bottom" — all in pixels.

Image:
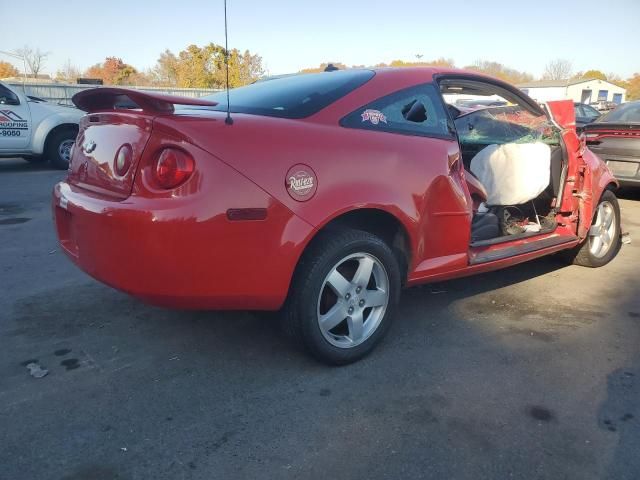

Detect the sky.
[{"left": 1, "top": 0, "right": 639, "bottom": 79}]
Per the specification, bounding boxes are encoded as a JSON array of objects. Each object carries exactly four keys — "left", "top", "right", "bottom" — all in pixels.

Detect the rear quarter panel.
[{"left": 154, "top": 113, "right": 470, "bottom": 273}]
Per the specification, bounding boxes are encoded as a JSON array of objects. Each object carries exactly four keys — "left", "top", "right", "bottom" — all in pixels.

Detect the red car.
[{"left": 53, "top": 68, "right": 622, "bottom": 364}]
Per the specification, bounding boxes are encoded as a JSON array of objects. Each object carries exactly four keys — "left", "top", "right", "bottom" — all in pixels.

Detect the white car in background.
[{"left": 0, "top": 80, "right": 82, "bottom": 169}]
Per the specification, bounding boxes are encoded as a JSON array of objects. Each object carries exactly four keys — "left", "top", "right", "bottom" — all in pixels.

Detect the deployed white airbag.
[{"left": 470, "top": 142, "right": 551, "bottom": 206}]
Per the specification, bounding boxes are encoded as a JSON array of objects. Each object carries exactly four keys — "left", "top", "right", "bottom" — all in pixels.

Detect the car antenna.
[{"left": 223, "top": 0, "right": 233, "bottom": 125}]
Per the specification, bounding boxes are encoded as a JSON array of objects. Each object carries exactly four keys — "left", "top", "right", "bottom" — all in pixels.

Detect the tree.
[
  {"left": 151, "top": 49, "right": 179, "bottom": 86},
  {"left": 14, "top": 46, "right": 49, "bottom": 77},
  {"left": 0, "top": 61, "right": 19, "bottom": 79},
  {"left": 84, "top": 57, "right": 139, "bottom": 85},
  {"left": 543, "top": 59, "right": 572, "bottom": 80},
  {"left": 577, "top": 69, "right": 607, "bottom": 81},
  {"left": 153, "top": 44, "right": 264, "bottom": 88},
  {"left": 606, "top": 73, "right": 625, "bottom": 87},
  {"left": 464, "top": 60, "right": 533, "bottom": 84},
  {"left": 55, "top": 59, "right": 81, "bottom": 83},
  {"left": 625, "top": 73, "right": 640, "bottom": 101}
]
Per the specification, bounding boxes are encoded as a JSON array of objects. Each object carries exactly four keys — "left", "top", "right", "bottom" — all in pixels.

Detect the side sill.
[{"left": 470, "top": 235, "right": 578, "bottom": 265}]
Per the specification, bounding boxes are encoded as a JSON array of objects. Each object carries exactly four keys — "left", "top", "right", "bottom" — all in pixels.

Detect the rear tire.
[
  {"left": 282, "top": 229, "right": 401, "bottom": 365},
  {"left": 46, "top": 128, "right": 77, "bottom": 170},
  {"left": 563, "top": 189, "right": 621, "bottom": 267}
]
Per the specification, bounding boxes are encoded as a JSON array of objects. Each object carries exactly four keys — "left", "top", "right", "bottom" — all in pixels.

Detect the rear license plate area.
[
  {"left": 55, "top": 206, "right": 79, "bottom": 257},
  {"left": 607, "top": 161, "right": 639, "bottom": 177}
]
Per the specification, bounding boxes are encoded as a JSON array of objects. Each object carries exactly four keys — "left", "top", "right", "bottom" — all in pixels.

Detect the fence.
[{"left": 6, "top": 82, "right": 220, "bottom": 105}]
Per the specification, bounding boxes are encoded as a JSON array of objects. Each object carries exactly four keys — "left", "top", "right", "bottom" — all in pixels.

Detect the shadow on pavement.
[{"left": 0, "top": 158, "right": 55, "bottom": 173}]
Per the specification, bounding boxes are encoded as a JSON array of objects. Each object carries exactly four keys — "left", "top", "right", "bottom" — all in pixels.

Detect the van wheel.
[
  {"left": 566, "top": 190, "right": 621, "bottom": 267},
  {"left": 282, "top": 229, "right": 401, "bottom": 365},
  {"left": 46, "top": 128, "right": 77, "bottom": 170}
]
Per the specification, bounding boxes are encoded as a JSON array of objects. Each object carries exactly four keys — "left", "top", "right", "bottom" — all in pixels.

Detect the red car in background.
[{"left": 53, "top": 68, "right": 622, "bottom": 364}]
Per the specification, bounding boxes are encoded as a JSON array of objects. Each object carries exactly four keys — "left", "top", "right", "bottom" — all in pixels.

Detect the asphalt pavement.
[{"left": 1, "top": 157, "right": 639, "bottom": 480}]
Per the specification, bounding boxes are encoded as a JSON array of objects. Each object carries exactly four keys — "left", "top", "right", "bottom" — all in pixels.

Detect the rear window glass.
[
  {"left": 599, "top": 102, "right": 640, "bottom": 123},
  {"left": 199, "top": 70, "right": 375, "bottom": 119}
]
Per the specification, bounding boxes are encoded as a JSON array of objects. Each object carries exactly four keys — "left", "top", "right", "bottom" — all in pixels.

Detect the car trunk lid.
[
  {"left": 584, "top": 123, "right": 640, "bottom": 158},
  {"left": 67, "top": 88, "right": 217, "bottom": 199}
]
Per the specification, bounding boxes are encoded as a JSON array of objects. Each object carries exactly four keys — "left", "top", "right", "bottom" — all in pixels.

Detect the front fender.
[{"left": 31, "top": 111, "right": 83, "bottom": 155}]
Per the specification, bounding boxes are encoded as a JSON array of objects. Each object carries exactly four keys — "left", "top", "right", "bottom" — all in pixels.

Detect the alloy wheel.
[
  {"left": 588, "top": 201, "right": 617, "bottom": 258},
  {"left": 317, "top": 252, "right": 389, "bottom": 348}
]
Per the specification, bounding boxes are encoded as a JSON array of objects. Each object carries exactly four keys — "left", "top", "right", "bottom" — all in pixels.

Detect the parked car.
[
  {"left": 590, "top": 100, "right": 618, "bottom": 112},
  {"left": 455, "top": 98, "right": 508, "bottom": 109},
  {"left": 0, "top": 81, "right": 82, "bottom": 169},
  {"left": 53, "top": 68, "right": 622, "bottom": 364},
  {"left": 574, "top": 102, "right": 601, "bottom": 131},
  {"left": 585, "top": 100, "right": 640, "bottom": 186}
]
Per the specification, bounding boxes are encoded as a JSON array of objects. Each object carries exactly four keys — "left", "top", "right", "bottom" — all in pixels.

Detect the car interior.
[{"left": 438, "top": 79, "right": 566, "bottom": 247}]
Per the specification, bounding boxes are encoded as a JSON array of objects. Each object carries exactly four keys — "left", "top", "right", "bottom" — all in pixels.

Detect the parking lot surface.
[{"left": 1, "top": 157, "right": 639, "bottom": 480}]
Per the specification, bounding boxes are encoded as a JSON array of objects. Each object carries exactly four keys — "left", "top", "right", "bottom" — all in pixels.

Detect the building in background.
[{"left": 517, "top": 78, "right": 626, "bottom": 104}]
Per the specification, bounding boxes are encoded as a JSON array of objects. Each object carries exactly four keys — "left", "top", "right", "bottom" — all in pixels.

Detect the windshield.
[
  {"left": 598, "top": 102, "right": 640, "bottom": 123},
  {"left": 198, "top": 70, "right": 375, "bottom": 119},
  {"left": 454, "top": 106, "right": 558, "bottom": 146}
]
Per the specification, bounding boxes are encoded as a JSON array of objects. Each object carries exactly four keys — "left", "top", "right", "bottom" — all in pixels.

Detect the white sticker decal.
[
  {"left": 361, "top": 109, "right": 387, "bottom": 125},
  {"left": 286, "top": 164, "right": 318, "bottom": 201},
  {"left": 0, "top": 110, "right": 28, "bottom": 137}
]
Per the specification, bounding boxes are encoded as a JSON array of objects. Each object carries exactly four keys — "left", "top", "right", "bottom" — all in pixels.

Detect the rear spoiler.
[
  {"left": 72, "top": 87, "right": 218, "bottom": 114},
  {"left": 583, "top": 122, "right": 640, "bottom": 132}
]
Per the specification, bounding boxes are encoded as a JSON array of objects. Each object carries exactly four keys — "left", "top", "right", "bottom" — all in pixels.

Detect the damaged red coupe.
[{"left": 53, "top": 68, "right": 622, "bottom": 364}]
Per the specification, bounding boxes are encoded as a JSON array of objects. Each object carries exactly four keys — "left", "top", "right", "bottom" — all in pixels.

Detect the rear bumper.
[{"left": 52, "top": 182, "right": 313, "bottom": 310}]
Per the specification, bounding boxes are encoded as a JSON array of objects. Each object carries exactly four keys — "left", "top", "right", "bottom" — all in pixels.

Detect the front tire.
[
  {"left": 282, "top": 229, "right": 401, "bottom": 365},
  {"left": 46, "top": 128, "right": 77, "bottom": 170},
  {"left": 566, "top": 189, "right": 621, "bottom": 267}
]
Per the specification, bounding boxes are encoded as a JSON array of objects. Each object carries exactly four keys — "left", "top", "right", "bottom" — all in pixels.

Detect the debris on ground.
[{"left": 26, "top": 362, "right": 48, "bottom": 379}]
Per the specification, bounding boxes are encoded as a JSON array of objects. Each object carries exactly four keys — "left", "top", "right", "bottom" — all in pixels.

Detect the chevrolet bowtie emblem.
[{"left": 83, "top": 140, "right": 96, "bottom": 154}]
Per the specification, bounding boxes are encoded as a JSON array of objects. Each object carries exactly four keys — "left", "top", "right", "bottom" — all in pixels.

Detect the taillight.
[
  {"left": 114, "top": 144, "right": 133, "bottom": 176},
  {"left": 154, "top": 148, "right": 194, "bottom": 189}
]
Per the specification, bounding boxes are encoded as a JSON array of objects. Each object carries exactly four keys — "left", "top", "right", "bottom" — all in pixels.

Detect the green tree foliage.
[
  {"left": 464, "top": 60, "right": 533, "bottom": 84},
  {"left": 151, "top": 44, "right": 264, "bottom": 88}
]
